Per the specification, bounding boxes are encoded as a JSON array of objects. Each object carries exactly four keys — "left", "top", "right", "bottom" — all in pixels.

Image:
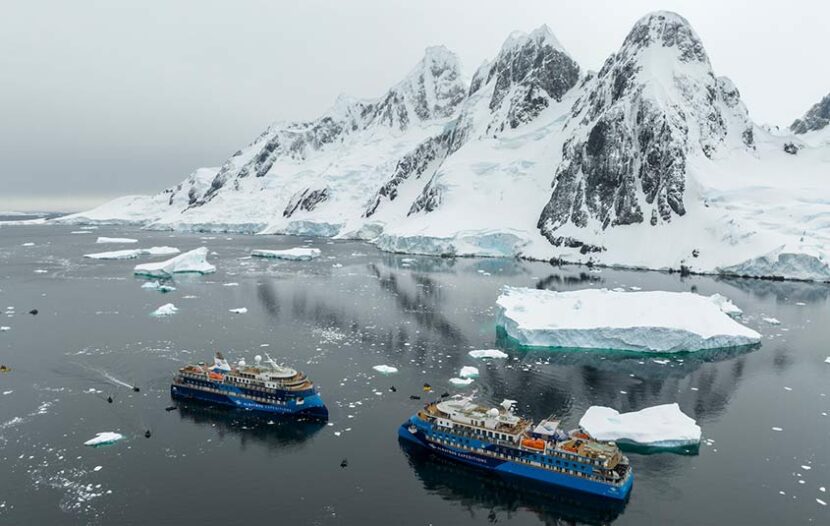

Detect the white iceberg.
[
  {"left": 150, "top": 303, "right": 178, "bottom": 317},
  {"left": 96, "top": 237, "right": 138, "bottom": 244},
  {"left": 468, "top": 349, "right": 508, "bottom": 359},
  {"left": 229, "top": 307, "right": 248, "bottom": 314},
  {"left": 372, "top": 365, "right": 398, "bottom": 374},
  {"left": 134, "top": 247, "right": 215, "bottom": 278},
  {"left": 708, "top": 293, "right": 743, "bottom": 317},
  {"left": 0, "top": 326, "right": 9, "bottom": 332},
  {"left": 251, "top": 248, "right": 321, "bottom": 261},
  {"left": 83, "top": 432, "right": 124, "bottom": 447},
  {"left": 762, "top": 317, "right": 781, "bottom": 325},
  {"left": 84, "top": 246, "right": 180, "bottom": 260},
  {"left": 141, "top": 281, "right": 160, "bottom": 289},
  {"left": 496, "top": 287, "right": 761, "bottom": 353},
  {"left": 459, "top": 366, "right": 479, "bottom": 378},
  {"left": 449, "top": 377, "right": 474, "bottom": 386},
  {"left": 579, "top": 403, "right": 701, "bottom": 448}
]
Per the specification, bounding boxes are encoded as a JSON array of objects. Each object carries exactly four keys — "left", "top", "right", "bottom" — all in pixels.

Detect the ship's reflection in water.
[
  {"left": 175, "top": 402, "right": 325, "bottom": 450},
  {"left": 398, "top": 438, "right": 626, "bottom": 525}
]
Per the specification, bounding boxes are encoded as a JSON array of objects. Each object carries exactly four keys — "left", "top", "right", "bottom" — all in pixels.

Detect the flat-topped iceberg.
[
  {"left": 251, "top": 248, "right": 321, "bottom": 261},
  {"left": 372, "top": 365, "right": 398, "bottom": 374},
  {"left": 496, "top": 287, "right": 760, "bottom": 353},
  {"left": 579, "top": 403, "right": 702, "bottom": 448},
  {"left": 134, "top": 247, "right": 215, "bottom": 278},
  {"left": 459, "top": 366, "right": 479, "bottom": 378},
  {"left": 84, "top": 432, "right": 125, "bottom": 447},
  {"left": 96, "top": 237, "right": 138, "bottom": 244},
  {"left": 84, "top": 246, "right": 179, "bottom": 260}
]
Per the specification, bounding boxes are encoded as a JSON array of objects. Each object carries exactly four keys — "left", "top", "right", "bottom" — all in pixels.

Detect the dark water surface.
[{"left": 0, "top": 225, "right": 827, "bottom": 525}]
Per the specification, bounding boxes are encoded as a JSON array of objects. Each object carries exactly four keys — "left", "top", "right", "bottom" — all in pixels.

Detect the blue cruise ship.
[
  {"left": 399, "top": 396, "right": 633, "bottom": 499},
  {"left": 170, "top": 352, "right": 328, "bottom": 419}
]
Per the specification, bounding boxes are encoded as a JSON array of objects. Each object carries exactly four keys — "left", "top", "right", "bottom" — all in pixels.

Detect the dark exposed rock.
[
  {"left": 790, "top": 92, "right": 830, "bottom": 134},
  {"left": 783, "top": 142, "right": 799, "bottom": 155},
  {"left": 284, "top": 187, "right": 330, "bottom": 217}
]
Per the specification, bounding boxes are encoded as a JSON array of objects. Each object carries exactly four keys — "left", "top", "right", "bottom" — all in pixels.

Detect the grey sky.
[{"left": 1, "top": 0, "right": 827, "bottom": 212}]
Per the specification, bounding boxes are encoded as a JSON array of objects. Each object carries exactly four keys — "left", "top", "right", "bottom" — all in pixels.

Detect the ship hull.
[
  {"left": 170, "top": 384, "right": 328, "bottom": 419},
  {"left": 398, "top": 421, "right": 632, "bottom": 500}
]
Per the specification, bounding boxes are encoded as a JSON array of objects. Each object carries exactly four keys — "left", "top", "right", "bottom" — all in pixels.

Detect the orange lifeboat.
[
  {"left": 208, "top": 371, "right": 224, "bottom": 381},
  {"left": 521, "top": 437, "right": 545, "bottom": 450}
]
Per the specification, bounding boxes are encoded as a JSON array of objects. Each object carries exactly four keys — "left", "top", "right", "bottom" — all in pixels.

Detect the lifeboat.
[
  {"left": 521, "top": 437, "right": 546, "bottom": 450},
  {"left": 208, "top": 371, "right": 224, "bottom": 381}
]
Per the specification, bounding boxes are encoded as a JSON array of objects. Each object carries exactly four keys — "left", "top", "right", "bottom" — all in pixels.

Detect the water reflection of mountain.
[
  {"left": 716, "top": 276, "right": 830, "bottom": 304},
  {"left": 176, "top": 402, "right": 324, "bottom": 450},
  {"left": 398, "top": 438, "right": 625, "bottom": 525}
]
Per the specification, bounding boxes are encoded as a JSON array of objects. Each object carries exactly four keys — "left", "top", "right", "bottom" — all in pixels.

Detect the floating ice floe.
[
  {"left": 468, "top": 349, "right": 508, "bottom": 359},
  {"left": 229, "top": 307, "right": 248, "bottom": 314},
  {"left": 825, "top": 357, "right": 830, "bottom": 364},
  {"left": 372, "top": 365, "right": 398, "bottom": 374},
  {"left": 579, "top": 403, "right": 702, "bottom": 447},
  {"left": 496, "top": 287, "right": 761, "bottom": 353},
  {"left": 0, "top": 326, "right": 9, "bottom": 332},
  {"left": 22, "top": 242, "right": 35, "bottom": 247},
  {"left": 459, "top": 366, "right": 479, "bottom": 378},
  {"left": 150, "top": 303, "right": 178, "bottom": 317},
  {"left": 83, "top": 432, "right": 124, "bottom": 447},
  {"left": 251, "top": 248, "right": 321, "bottom": 261},
  {"left": 134, "top": 247, "right": 215, "bottom": 278},
  {"left": 84, "top": 246, "right": 179, "bottom": 260},
  {"left": 762, "top": 317, "right": 781, "bottom": 325},
  {"left": 96, "top": 237, "right": 138, "bottom": 244},
  {"left": 449, "top": 377, "right": 475, "bottom": 386}
]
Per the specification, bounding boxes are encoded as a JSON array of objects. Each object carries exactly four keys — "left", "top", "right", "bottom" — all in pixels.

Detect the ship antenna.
[{"left": 264, "top": 353, "right": 280, "bottom": 369}]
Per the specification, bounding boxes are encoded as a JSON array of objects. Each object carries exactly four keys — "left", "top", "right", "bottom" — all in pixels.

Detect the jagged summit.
[
  {"left": 537, "top": 9, "right": 754, "bottom": 246},
  {"left": 790, "top": 92, "right": 830, "bottom": 134},
  {"left": 624, "top": 11, "right": 707, "bottom": 63}
]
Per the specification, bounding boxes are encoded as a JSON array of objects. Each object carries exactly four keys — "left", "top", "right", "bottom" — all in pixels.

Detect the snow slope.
[
  {"left": 496, "top": 286, "right": 761, "bottom": 352},
  {"left": 59, "top": 12, "right": 830, "bottom": 281}
]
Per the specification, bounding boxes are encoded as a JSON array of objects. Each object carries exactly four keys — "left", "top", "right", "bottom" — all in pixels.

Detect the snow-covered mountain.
[{"left": 62, "top": 11, "right": 830, "bottom": 282}]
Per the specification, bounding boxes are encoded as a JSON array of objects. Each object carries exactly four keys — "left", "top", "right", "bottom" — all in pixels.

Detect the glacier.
[
  {"left": 55, "top": 12, "right": 830, "bottom": 282},
  {"left": 496, "top": 286, "right": 761, "bottom": 353},
  {"left": 579, "top": 403, "right": 702, "bottom": 448}
]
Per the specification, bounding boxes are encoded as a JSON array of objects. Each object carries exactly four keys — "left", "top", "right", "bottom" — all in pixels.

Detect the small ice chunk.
[
  {"left": 579, "top": 403, "right": 701, "bottom": 447},
  {"left": 459, "top": 366, "right": 479, "bottom": 378},
  {"left": 85, "top": 247, "right": 179, "bottom": 260},
  {"left": 762, "top": 317, "right": 781, "bottom": 325},
  {"left": 251, "top": 248, "right": 321, "bottom": 261},
  {"left": 134, "top": 247, "right": 215, "bottom": 278},
  {"left": 96, "top": 237, "right": 138, "bottom": 244},
  {"left": 223, "top": 282, "right": 239, "bottom": 287},
  {"left": 84, "top": 432, "right": 124, "bottom": 446},
  {"left": 709, "top": 293, "right": 743, "bottom": 317},
  {"left": 229, "top": 307, "right": 248, "bottom": 314},
  {"left": 372, "top": 365, "right": 398, "bottom": 374},
  {"left": 449, "top": 377, "right": 474, "bottom": 386},
  {"left": 818, "top": 499, "right": 827, "bottom": 506},
  {"left": 93, "top": 466, "right": 103, "bottom": 472},
  {"left": 151, "top": 303, "right": 178, "bottom": 317},
  {"left": 771, "top": 426, "right": 783, "bottom": 431},
  {"left": 496, "top": 287, "right": 760, "bottom": 353},
  {"left": 468, "top": 349, "right": 508, "bottom": 359},
  {"left": 0, "top": 326, "right": 9, "bottom": 332},
  {"left": 824, "top": 356, "right": 830, "bottom": 364},
  {"left": 22, "top": 242, "right": 35, "bottom": 247},
  {"left": 141, "top": 281, "right": 160, "bottom": 289}
]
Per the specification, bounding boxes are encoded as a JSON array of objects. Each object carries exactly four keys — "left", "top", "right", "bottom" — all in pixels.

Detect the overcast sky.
[{"left": 1, "top": 0, "right": 827, "bottom": 212}]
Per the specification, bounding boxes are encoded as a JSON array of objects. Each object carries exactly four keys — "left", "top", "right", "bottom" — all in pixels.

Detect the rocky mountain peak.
[
  {"left": 622, "top": 11, "right": 708, "bottom": 64},
  {"left": 790, "top": 92, "right": 830, "bottom": 134},
  {"left": 483, "top": 24, "right": 580, "bottom": 133},
  {"left": 537, "top": 11, "right": 754, "bottom": 248}
]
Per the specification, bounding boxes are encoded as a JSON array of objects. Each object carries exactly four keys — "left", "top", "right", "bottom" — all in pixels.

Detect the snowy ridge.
[{"left": 59, "top": 11, "right": 830, "bottom": 281}]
